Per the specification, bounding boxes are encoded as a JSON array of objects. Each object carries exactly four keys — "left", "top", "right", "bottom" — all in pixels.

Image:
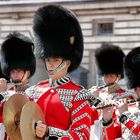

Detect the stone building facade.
[{"left": 0, "top": 0, "right": 140, "bottom": 88}]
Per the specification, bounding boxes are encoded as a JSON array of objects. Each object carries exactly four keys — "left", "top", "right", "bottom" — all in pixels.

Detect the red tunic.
[
  {"left": 26, "top": 76, "right": 92, "bottom": 139},
  {"left": 94, "top": 85, "right": 134, "bottom": 140},
  {"left": 103, "top": 102, "right": 140, "bottom": 139},
  {"left": 0, "top": 85, "right": 28, "bottom": 140}
]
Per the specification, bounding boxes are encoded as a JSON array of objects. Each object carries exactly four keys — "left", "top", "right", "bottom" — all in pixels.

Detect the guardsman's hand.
[
  {"left": 89, "top": 86, "right": 100, "bottom": 98},
  {"left": 35, "top": 120, "right": 48, "bottom": 138},
  {"left": 102, "top": 100, "right": 114, "bottom": 122},
  {"left": 116, "top": 99, "right": 128, "bottom": 116},
  {"left": 0, "top": 78, "right": 7, "bottom": 92}
]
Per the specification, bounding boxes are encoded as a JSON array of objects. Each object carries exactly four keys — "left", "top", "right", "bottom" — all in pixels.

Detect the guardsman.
[
  {"left": 25, "top": 5, "right": 93, "bottom": 140},
  {"left": 0, "top": 31, "right": 36, "bottom": 140}
]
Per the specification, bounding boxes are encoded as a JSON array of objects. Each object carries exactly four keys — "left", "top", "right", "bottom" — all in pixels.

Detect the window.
[
  {"left": 93, "top": 19, "right": 114, "bottom": 36},
  {"left": 97, "top": 23, "right": 113, "bottom": 35}
]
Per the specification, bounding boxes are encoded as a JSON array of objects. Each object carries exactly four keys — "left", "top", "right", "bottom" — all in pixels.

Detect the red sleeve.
[
  {"left": 121, "top": 111, "right": 140, "bottom": 136},
  {"left": 91, "top": 108, "right": 99, "bottom": 125},
  {"left": 62, "top": 100, "right": 92, "bottom": 140},
  {"left": 0, "top": 101, "right": 5, "bottom": 123},
  {"left": 0, "top": 106, "right": 3, "bottom": 122}
]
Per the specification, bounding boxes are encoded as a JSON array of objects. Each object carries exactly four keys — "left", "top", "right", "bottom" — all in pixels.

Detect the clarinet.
[
  {"left": 98, "top": 82, "right": 114, "bottom": 89},
  {"left": 96, "top": 98, "right": 140, "bottom": 109}
]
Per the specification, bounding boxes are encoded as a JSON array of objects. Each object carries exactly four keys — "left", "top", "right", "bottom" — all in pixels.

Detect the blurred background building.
[{"left": 0, "top": 0, "right": 140, "bottom": 88}]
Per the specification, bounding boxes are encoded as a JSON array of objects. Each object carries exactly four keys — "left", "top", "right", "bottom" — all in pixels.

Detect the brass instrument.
[
  {"left": 3, "top": 94, "right": 29, "bottom": 140},
  {"left": 96, "top": 97, "right": 140, "bottom": 109},
  {"left": 20, "top": 101, "right": 45, "bottom": 140},
  {"left": 3, "top": 93, "right": 44, "bottom": 140}
]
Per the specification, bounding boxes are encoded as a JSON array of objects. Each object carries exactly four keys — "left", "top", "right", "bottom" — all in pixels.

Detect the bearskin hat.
[
  {"left": 33, "top": 5, "right": 83, "bottom": 72},
  {"left": 95, "top": 44, "right": 125, "bottom": 78},
  {"left": 124, "top": 47, "right": 140, "bottom": 89},
  {"left": 0, "top": 63, "right": 9, "bottom": 80},
  {"left": 1, "top": 32, "right": 36, "bottom": 78},
  {"left": 0, "top": 68, "right": 4, "bottom": 78}
]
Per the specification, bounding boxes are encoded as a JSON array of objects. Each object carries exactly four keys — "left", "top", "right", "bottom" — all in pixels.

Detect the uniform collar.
[{"left": 49, "top": 76, "right": 71, "bottom": 88}]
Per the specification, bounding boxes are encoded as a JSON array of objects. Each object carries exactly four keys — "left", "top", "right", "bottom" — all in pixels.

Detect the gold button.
[{"left": 50, "top": 89, "right": 55, "bottom": 93}]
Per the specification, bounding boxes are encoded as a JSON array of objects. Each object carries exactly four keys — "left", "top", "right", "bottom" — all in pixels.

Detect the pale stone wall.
[
  {"left": 0, "top": 0, "right": 140, "bottom": 87},
  {"left": 76, "top": 6, "right": 140, "bottom": 87}
]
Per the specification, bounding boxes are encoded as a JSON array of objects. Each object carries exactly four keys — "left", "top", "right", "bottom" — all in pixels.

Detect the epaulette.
[{"left": 74, "top": 88, "right": 102, "bottom": 107}]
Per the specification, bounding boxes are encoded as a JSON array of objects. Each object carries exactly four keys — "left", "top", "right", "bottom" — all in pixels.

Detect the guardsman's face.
[
  {"left": 45, "top": 57, "right": 71, "bottom": 80},
  {"left": 45, "top": 57, "right": 63, "bottom": 73},
  {"left": 10, "top": 69, "right": 25, "bottom": 81},
  {"left": 103, "top": 74, "right": 119, "bottom": 84},
  {"left": 135, "top": 87, "right": 140, "bottom": 97}
]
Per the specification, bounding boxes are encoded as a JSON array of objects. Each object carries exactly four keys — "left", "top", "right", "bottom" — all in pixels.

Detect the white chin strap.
[
  {"left": 47, "top": 61, "right": 67, "bottom": 75},
  {"left": 114, "top": 76, "right": 120, "bottom": 84}
]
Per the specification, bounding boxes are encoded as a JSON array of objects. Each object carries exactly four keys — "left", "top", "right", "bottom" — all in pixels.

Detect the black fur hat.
[
  {"left": 124, "top": 47, "right": 140, "bottom": 89},
  {"left": 0, "top": 68, "right": 4, "bottom": 78},
  {"left": 95, "top": 44, "right": 125, "bottom": 78},
  {"left": 0, "top": 63, "right": 9, "bottom": 80},
  {"left": 1, "top": 32, "right": 36, "bottom": 78},
  {"left": 33, "top": 5, "right": 83, "bottom": 72}
]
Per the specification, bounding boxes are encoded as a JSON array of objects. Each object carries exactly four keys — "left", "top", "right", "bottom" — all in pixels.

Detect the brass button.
[{"left": 50, "top": 89, "right": 55, "bottom": 93}]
